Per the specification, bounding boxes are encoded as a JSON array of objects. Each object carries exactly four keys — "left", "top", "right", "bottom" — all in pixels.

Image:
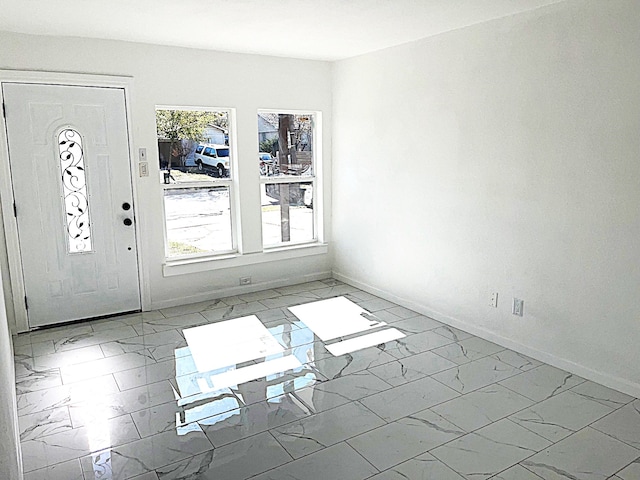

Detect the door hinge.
[
  {"left": 13, "top": 203, "right": 17, "bottom": 218},
  {"left": 1, "top": 102, "right": 5, "bottom": 119},
  {"left": 24, "top": 296, "right": 28, "bottom": 310}
]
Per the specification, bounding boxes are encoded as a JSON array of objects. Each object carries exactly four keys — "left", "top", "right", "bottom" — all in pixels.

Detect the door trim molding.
[{"left": 0, "top": 70, "right": 148, "bottom": 332}]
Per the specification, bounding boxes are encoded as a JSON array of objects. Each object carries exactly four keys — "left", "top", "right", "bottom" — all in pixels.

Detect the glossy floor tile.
[{"left": 12, "top": 279, "right": 640, "bottom": 479}]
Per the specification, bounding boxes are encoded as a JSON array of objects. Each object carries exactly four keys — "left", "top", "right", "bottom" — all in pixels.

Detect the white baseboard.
[
  {"left": 149, "top": 270, "right": 332, "bottom": 311},
  {"left": 332, "top": 270, "right": 640, "bottom": 399}
]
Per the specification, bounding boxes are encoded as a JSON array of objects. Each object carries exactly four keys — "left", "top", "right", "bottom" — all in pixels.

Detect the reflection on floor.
[{"left": 13, "top": 279, "right": 640, "bottom": 480}]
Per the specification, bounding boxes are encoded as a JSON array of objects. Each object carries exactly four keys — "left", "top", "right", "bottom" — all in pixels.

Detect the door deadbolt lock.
[{"left": 122, "top": 202, "right": 131, "bottom": 211}]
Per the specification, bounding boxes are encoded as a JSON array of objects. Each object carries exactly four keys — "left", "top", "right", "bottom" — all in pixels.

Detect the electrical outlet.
[
  {"left": 489, "top": 292, "right": 498, "bottom": 308},
  {"left": 512, "top": 298, "right": 524, "bottom": 316},
  {"left": 239, "top": 276, "right": 252, "bottom": 286}
]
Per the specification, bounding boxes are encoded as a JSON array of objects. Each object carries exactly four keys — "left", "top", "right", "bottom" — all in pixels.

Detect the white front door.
[{"left": 2, "top": 83, "right": 141, "bottom": 328}]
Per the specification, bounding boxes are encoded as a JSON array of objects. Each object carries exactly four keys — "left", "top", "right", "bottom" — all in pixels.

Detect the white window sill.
[{"left": 163, "top": 243, "right": 329, "bottom": 277}]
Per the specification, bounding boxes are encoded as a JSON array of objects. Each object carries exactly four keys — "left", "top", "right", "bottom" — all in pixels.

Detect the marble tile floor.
[{"left": 11, "top": 278, "right": 640, "bottom": 480}]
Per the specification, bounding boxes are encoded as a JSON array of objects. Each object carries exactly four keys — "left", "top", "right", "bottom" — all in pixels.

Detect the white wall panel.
[{"left": 332, "top": 0, "right": 640, "bottom": 395}]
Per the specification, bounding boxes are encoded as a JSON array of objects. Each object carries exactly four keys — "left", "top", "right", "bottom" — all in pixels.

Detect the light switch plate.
[{"left": 512, "top": 298, "right": 524, "bottom": 316}]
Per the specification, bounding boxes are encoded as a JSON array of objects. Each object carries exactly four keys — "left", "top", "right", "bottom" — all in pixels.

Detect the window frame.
[
  {"left": 258, "top": 109, "right": 321, "bottom": 250},
  {"left": 156, "top": 105, "right": 239, "bottom": 261}
]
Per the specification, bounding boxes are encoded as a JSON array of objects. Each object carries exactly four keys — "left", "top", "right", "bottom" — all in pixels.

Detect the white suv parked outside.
[{"left": 194, "top": 143, "right": 230, "bottom": 177}]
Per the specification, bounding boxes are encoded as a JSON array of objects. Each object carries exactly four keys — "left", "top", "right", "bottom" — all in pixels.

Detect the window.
[
  {"left": 58, "top": 128, "right": 92, "bottom": 253},
  {"left": 156, "top": 108, "right": 235, "bottom": 258},
  {"left": 258, "top": 112, "right": 318, "bottom": 248},
  {"left": 157, "top": 107, "right": 323, "bottom": 268}
]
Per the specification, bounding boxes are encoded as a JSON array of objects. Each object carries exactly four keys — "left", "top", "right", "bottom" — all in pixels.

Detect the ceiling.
[{"left": 0, "top": 0, "right": 565, "bottom": 61}]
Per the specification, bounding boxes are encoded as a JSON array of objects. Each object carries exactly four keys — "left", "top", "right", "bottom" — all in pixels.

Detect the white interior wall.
[
  {"left": 0, "top": 265, "right": 22, "bottom": 479},
  {"left": 0, "top": 32, "right": 332, "bottom": 325},
  {"left": 332, "top": 0, "right": 640, "bottom": 396}
]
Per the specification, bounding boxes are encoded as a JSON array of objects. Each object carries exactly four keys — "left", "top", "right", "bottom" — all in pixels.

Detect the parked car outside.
[
  {"left": 259, "top": 152, "right": 279, "bottom": 176},
  {"left": 194, "top": 143, "right": 230, "bottom": 177}
]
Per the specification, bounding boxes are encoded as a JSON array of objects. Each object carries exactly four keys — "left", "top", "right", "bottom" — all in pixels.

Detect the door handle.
[{"left": 123, "top": 218, "right": 133, "bottom": 226}]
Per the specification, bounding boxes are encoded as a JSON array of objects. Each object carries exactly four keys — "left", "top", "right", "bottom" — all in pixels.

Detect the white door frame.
[{"left": 0, "top": 70, "right": 150, "bottom": 333}]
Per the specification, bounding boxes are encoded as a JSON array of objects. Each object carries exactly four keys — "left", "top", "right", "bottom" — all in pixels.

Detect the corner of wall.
[{"left": 0, "top": 266, "right": 23, "bottom": 479}]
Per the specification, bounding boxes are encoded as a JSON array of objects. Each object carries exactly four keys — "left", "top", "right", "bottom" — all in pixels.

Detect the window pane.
[
  {"left": 258, "top": 113, "right": 314, "bottom": 178},
  {"left": 156, "top": 109, "right": 231, "bottom": 183},
  {"left": 58, "top": 128, "right": 93, "bottom": 253},
  {"left": 261, "top": 182, "right": 313, "bottom": 246},
  {"left": 164, "top": 187, "right": 232, "bottom": 256}
]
